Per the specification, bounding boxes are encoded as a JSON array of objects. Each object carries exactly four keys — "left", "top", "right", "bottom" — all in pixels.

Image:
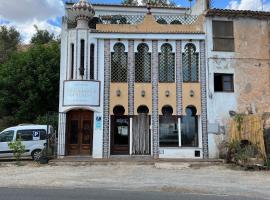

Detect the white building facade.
[{"left": 58, "top": 0, "right": 270, "bottom": 159}]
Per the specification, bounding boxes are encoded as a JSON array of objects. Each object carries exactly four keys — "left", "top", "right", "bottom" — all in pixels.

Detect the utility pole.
[{"left": 262, "top": 0, "right": 264, "bottom": 11}]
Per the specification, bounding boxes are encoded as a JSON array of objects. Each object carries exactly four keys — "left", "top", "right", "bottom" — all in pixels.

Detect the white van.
[{"left": 0, "top": 124, "right": 53, "bottom": 160}]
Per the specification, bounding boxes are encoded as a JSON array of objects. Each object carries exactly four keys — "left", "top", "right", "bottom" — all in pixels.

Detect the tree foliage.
[
  {"left": 0, "top": 26, "right": 21, "bottom": 63},
  {"left": 122, "top": 0, "right": 175, "bottom": 6},
  {"left": 30, "top": 25, "right": 55, "bottom": 45},
  {"left": 121, "top": 0, "right": 138, "bottom": 6},
  {"left": 0, "top": 41, "right": 60, "bottom": 129}
]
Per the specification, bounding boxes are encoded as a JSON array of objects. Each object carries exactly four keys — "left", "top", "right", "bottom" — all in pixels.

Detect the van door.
[
  {"left": 0, "top": 130, "right": 15, "bottom": 158},
  {"left": 17, "top": 129, "right": 46, "bottom": 156}
]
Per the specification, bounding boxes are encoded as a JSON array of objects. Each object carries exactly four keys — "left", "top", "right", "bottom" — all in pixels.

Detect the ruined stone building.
[{"left": 57, "top": 0, "right": 270, "bottom": 159}]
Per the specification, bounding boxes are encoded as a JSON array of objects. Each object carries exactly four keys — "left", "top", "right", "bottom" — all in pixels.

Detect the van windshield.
[{"left": 0, "top": 131, "right": 14, "bottom": 142}]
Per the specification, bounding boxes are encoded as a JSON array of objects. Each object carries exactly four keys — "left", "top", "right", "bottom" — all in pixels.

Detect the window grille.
[
  {"left": 182, "top": 43, "right": 199, "bottom": 82},
  {"left": 135, "top": 43, "right": 151, "bottom": 83},
  {"left": 90, "top": 44, "right": 95, "bottom": 80},
  {"left": 111, "top": 43, "right": 128, "bottom": 82},
  {"left": 159, "top": 43, "right": 175, "bottom": 83}
]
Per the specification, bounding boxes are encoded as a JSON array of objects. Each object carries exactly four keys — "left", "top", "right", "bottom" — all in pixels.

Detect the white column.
[
  {"left": 178, "top": 117, "right": 182, "bottom": 147},
  {"left": 129, "top": 117, "right": 133, "bottom": 155},
  {"left": 57, "top": 113, "right": 66, "bottom": 158}
]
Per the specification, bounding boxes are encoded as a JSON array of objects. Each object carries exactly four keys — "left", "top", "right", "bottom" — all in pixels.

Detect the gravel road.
[{"left": 0, "top": 162, "right": 269, "bottom": 199}]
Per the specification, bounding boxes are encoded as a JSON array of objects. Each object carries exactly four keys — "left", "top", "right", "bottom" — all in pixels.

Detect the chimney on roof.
[{"left": 191, "top": 0, "right": 210, "bottom": 15}]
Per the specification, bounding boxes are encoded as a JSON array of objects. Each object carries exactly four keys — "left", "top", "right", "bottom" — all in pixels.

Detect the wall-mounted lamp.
[
  {"left": 165, "top": 90, "right": 170, "bottom": 97},
  {"left": 190, "top": 90, "right": 195, "bottom": 97},
  {"left": 116, "top": 89, "right": 121, "bottom": 97},
  {"left": 141, "top": 90, "right": 146, "bottom": 97}
]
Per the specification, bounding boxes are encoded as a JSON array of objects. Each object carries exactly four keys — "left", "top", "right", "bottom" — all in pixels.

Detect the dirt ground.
[{"left": 0, "top": 162, "right": 270, "bottom": 199}]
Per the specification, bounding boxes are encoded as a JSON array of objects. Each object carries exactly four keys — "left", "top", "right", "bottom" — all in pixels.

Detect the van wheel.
[{"left": 31, "top": 150, "right": 42, "bottom": 161}]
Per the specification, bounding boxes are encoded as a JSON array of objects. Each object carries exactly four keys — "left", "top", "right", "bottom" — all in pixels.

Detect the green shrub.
[{"left": 8, "top": 139, "right": 26, "bottom": 164}]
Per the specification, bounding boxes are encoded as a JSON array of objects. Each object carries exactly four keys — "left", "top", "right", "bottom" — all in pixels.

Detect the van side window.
[
  {"left": 0, "top": 131, "right": 14, "bottom": 142},
  {"left": 17, "top": 129, "right": 46, "bottom": 141}
]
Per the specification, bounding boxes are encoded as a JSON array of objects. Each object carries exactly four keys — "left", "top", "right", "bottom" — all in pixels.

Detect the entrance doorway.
[
  {"left": 66, "top": 110, "right": 93, "bottom": 155},
  {"left": 111, "top": 106, "right": 129, "bottom": 155},
  {"left": 132, "top": 105, "right": 151, "bottom": 155}
]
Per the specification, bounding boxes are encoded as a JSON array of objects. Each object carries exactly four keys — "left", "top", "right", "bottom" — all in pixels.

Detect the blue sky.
[{"left": 0, "top": 0, "right": 269, "bottom": 43}]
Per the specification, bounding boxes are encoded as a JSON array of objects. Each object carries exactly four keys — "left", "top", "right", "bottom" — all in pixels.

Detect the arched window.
[
  {"left": 159, "top": 105, "right": 178, "bottom": 147},
  {"left": 90, "top": 44, "right": 95, "bottom": 80},
  {"left": 135, "top": 43, "right": 151, "bottom": 83},
  {"left": 182, "top": 43, "right": 199, "bottom": 82},
  {"left": 159, "top": 43, "right": 175, "bottom": 82},
  {"left": 70, "top": 43, "right": 74, "bottom": 79},
  {"left": 111, "top": 43, "right": 127, "bottom": 82},
  {"left": 79, "top": 39, "right": 85, "bottom": 76},
  {"left": 181, "top": 106, "right": 198, "bottom": 147}
]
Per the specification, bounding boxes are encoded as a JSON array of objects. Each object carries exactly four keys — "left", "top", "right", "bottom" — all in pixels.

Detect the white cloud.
[
  {"left": 0, "top": 0, "right": 64, "bottom": 43},
  {"left": 227, "top": 0, "right": 270, "bottom": 11}
]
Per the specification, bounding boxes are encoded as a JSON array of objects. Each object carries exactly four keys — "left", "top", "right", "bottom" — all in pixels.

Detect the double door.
[{"left": 67, "top": 110, "right": 93, "bottom": 155}]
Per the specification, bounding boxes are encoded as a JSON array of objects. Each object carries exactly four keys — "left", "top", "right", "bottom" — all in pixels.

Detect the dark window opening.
[
  {"left": 157, "top": 18, "right": 167, "bottom": 24},
  {"left": 214, "top": 73, "right": 234, "bottom": 92},
  {"left": 170, "top": 20, "right": 182, "bottom": 24},
  {"left": 137, "top": 105, "right": 149, "bottom": 114},
  {"left": 80, "top": 39, "right": 85, "bottom": 76},
  {"left": 70, "top": 43, "right": 74, "bottom": 79},
  {"left": 113, "top": 105, "right": 125, "bottom": 116},
  {"left": 195, "top": 150, "right": 200, "bottom": 157},
  {"left": 212, "top": 20, "right": 234, "bottom": 52},
  {"left": 181, "top": 106, "right": 198, "bottom": 147},
  {"left": 90, "top": 44, "right": 95, "bottom": 79}
]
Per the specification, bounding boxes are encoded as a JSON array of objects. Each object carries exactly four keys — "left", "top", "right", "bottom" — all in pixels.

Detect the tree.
[
  {"left": 30, "top": 25, "right": 55, "bottom": 45},
  {"left": 122, "top": 0, "right": 175, "bottom": 6},
  {"left": 0, "top": 26, "right": 21, "bottom": 63},
  {"left": 121, "top": 0, "right": 138, "bottom": 6},
  {"left": 0, "top": 41, "right": 60, "bottom": 129},
  {"left": 141, "top": 0, "right": 176, "bottom": 6}
]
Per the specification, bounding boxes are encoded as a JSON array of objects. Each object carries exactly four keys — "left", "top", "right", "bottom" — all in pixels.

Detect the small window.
[
  {"left": 70, "top": 43, "right": 74, "bottom": 79},
  {"left": 0, "top": 131, "right": 14, "bottom": 142},
  {"left": 80, "top": 39, "right": 85, "bottom": 76},
  {"left": 17, "top": 129, "right": 47, "bottom": 141},
  {"left": 212, "top": 21, "right": 234, "bottom": 52},
  {"left": 90, "top": 44, "right": 95, "bottom": 79},
  {"left": 214, "top": 73, "right": 234, "bottom": 92}
]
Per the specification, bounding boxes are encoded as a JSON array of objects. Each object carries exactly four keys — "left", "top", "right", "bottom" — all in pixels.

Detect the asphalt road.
[{"left": 0, "top": 188, "right": 268, "bottom": 200}]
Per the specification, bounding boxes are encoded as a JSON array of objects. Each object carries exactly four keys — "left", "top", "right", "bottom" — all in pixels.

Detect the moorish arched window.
[
  {"left": 159, "top": 43, "right": 175, "bottom": 82},
  {"left": 182, "top": 43, "right": 199, "bottom": 82},
  {"left": 111, "top": 43, "right": 128, "bottom": 82},
  {"left": 135, "top": 43, "right": 151, "bottom": 83}
]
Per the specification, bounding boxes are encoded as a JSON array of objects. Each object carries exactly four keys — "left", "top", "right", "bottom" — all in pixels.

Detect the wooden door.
[
  {"left": 111, "top": 116, "right": 129, "bottom": 155},
  {"left": 132, "top": 114, "right": 150, "bottom": 155},
  {"left": 67, "top": 110, "right": 93, "bottom": 155}
]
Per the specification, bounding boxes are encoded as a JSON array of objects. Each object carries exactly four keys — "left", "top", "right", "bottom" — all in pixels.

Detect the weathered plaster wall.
[{"left": 206, "top": 17, "right": 270, "bottom": 158}]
